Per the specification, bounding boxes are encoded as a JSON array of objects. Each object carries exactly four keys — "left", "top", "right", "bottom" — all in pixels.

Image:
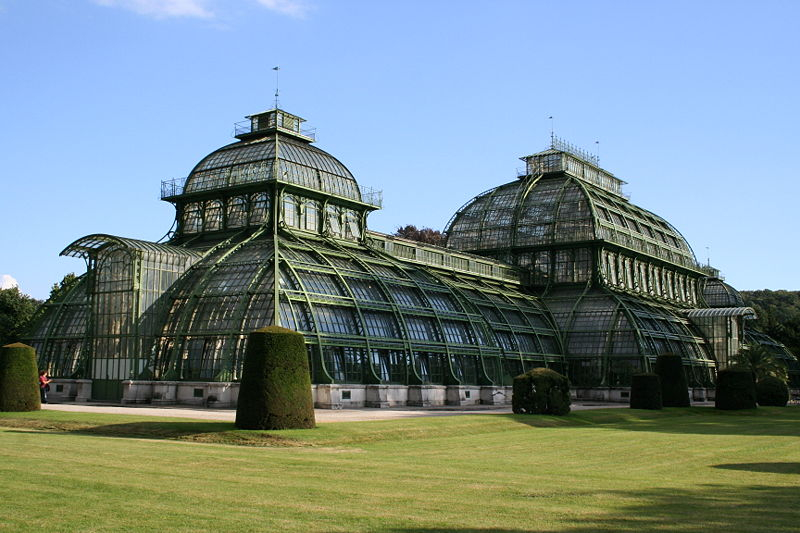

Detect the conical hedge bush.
[
  {"left": 630, "top": 373, "right": 662, "bottom": 410},
  {"left": 512, "top": 367, "right": 571, "bottom": 415},
  {"left": 0, "top": 343, "right": 41, "bottom": 412},
  {"left": 715, "top": 368, "right": 757, "bottom": 410},
  {"left": 655, "top": 354, "right": 690, "bottom": 407},
  {"left": 756, "top": 376, "right": 789, "bottom": 407},
  {"left": 235, "top": 326, "right": 315, "bottom": 430}
]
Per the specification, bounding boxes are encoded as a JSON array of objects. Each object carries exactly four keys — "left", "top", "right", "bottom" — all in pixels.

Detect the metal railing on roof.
[
  {"left": 550, "top": 135, "right": 600, "bottom": 165},
  {"left": 233, "top": 120, "right": 317, "bottom": 141},
  {"left": 367, "top": 231, "right": 522, "bottom": 283},
  {"left": 161, "top": 177, "right": 186, "bottom": 198},
  {"left": 358, "top": 185, "right": 383, "bottom": 209}
]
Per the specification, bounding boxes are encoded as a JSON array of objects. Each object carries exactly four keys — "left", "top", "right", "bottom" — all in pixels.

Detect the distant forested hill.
[{"left": 741, "top": 290, "right": 800, "bottom": 356}]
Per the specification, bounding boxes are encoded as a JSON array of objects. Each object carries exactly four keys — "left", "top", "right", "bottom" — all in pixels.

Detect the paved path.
[{"left": 42, "top": 401, "right": 627, "bottom": 423}]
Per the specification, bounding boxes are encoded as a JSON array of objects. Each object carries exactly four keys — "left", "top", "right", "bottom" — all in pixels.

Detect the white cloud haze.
[
  {"left": 1, "top": 274, "right": 19, "bottom": 290},
  {"left": 255, "top": 0, "right": 310, "bottom": 18},
  {"left": 93, "top": 0, "right": 214, "bottom": 19},
  {"left": 92, "top": 0, "right": 312, "bottom": 19}
]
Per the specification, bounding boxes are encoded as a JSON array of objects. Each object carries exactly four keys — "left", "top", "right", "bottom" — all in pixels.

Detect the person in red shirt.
[{"left": 38, "top": 371, "right": 51, "bottom": 404}]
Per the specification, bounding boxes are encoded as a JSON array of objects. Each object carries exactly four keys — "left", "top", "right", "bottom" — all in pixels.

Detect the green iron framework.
[{"left": 25, "top": 107, "right": 798, "bottom": 397}]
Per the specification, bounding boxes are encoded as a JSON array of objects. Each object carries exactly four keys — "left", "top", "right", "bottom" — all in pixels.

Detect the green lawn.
[{"left": 1, "top": 407, "right": 798, "bottom": 532}]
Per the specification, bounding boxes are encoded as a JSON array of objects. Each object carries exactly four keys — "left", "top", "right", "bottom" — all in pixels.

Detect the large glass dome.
[
  {"left": 446, "top": 151, "right": 697, "bottom": 269},
  {"left": 184, "top": 135, "right": 362, "bottom": 203},
  {"left": 442, "top": 146, "right": 713, "bottom": 387}
]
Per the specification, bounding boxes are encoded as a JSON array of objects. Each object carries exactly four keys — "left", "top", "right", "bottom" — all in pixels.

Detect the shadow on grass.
[
  {"left": 558, "top": 484, "right": 799, "bottom": 533},
  {"left": 0, "top": 418, "right": 306, "bottom": 446},
  {"left": 386, "top": 484, "right": 799, "bottom": 533},
  {"left": 713, "top": 462, "right": 800, "bottom": 474},
  {"left": 75, "top": 421, "right": 311, "bottom": 446},
  {"left": 504, "top": 407, "right": 800, "bottom": 437}
]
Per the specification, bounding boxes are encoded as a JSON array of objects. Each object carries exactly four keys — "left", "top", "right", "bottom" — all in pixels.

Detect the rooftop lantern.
[
  {"left": 520, "top": 136, "right": 627, "bottom": 198},
  {"left": 234, "top": 108, "right": 315, "bottom": 142}
]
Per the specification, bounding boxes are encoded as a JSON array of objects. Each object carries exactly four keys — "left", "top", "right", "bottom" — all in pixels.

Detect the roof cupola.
[{"left": 234, "top": 108, "right": 315, "bottom": 143}]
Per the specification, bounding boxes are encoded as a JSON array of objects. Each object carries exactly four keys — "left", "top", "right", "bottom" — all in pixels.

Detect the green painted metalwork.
[
  {"left": 25, "top": 107, "right": 796, "bottom": 392},
  {"left": 26, "top": 275, "right": 91, "bottom": 378},
  {"left": 444, "top": 145, "right": 728, "bottom": 387},
  {"left": 744, "top": 328, "right": 800, "bottom": 387}
]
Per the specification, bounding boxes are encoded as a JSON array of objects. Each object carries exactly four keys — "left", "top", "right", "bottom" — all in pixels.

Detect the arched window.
[
  {"left": 283, "top": 194, "right": 299, "bottom": 228},
  {"left": 302, "top": 199, "right": 319, "bottom": 233},
  {"left": 327, "top": 204, "right": 343, "bottom": 237},
  {"left": 344, "top": 209, "right": 361, "bottom": 240},
  {"left": 204, "top": 200, "right": 223, "bottom": 231},
  {"left": 227, "top": 196, "right": 247, "bottom": 228},
  {"left": 249, "top": 193, "right": 268, "bottom": 225},
  {"left": 183, "top": 203, "right": 202, "bottom": 234}
]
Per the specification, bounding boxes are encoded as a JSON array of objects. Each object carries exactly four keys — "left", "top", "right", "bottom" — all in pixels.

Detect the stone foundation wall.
[
  {"left": 46, "top": 380, "right": 514, "bottom": 409},
  {"left": 572, "top": 387, "right": 717, "bottom": 403},
  {"left": 46, "top": 381, "right": 749, "bottom": 408},
  {"left": 46, "top": 379, "right": 91, "bottom": 403}
]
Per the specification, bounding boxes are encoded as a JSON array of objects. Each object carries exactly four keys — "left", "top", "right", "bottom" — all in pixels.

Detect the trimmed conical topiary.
[
  {"left": 512, "top": 367, "right": 571, "bottom": 415},
  {"left": 655, "top": 354, "right": 690, "bottom": 407},
  {"left": 0, "top": 343, "right": 41, "bottom": 412},
  {"left": 630, "top": 373, "right": 662, "bottom": 410},
  {"left": 235, "top": 326, "right": 315, "bottom": 430},
  {"left": 715, "top": 368, "right": 757, "bottom": 410}
]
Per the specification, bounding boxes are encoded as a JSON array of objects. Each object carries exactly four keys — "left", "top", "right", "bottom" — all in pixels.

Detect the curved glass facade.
[
  {"left": 444, "top": 146, "right": 763, "bottom": 386},
  {"left": 744, "top": 329, "right": 800, "bottom": 387},
  {"left": 25, "top": 108, "right": 797, "bottom": 403},
  {"left": 185, "top": 135, "right": 361, "bottom": 202},
  {"left": 447, "top": 172, "right": 696, "bottom": 269},
  {"left": 27, "top": 276, "right": 90, "bottom": 378},
  {"left": 702, "top": 277, "right": 746, "bottom": 308},
  {"left": 145, "top": 230, "right": 562, "bottom": 385},
  {"left": 544, "top": 288, "right": 713, "bottom": 387}
]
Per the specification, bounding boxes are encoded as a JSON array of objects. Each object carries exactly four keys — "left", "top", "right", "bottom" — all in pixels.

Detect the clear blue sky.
[{"left": 1, "top": 0, "right": 798, "bottom": 300}]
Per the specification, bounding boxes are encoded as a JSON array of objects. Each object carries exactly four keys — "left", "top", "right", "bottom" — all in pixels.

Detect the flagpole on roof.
[
  {"left": 272, "top": 64, "right": 282, "bottom": 327},
  {"left": 273, "top": 66, "right": 280, "bottom": 109}
]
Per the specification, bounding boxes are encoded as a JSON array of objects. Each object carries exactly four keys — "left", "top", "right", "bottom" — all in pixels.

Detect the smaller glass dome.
[{"left": 702, "top": 277, "right": 745, "bottom": 308}]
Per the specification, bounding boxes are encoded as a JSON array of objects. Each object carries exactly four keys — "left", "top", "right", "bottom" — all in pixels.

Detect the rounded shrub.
[
  {"left": 235, "top": 326, "right": 315, "bottom": 430},
  {"left": 0, "top": 343, "right": 41, "bottom": 412},
  {"left": 715, "top": 368, "right": 757, "bottom": 410},
  {"left": 512, "top": 367, "right": 571, "bottom": 415},
  {"left": 629, "top": 373, "right": 662, "bottom": 410},
  {"left": 756, "top": 376, "right": 789, "bottom": 407},
  {"left": 655, "top": 354, "right": 690, "bottom": 407}
]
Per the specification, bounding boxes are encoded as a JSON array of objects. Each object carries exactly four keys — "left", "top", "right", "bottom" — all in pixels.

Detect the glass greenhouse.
[{"left": 25, "top": 109, "right": 797, "bottom": 406}]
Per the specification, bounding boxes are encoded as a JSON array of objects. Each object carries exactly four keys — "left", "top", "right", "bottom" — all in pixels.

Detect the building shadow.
[
  {"left": 75, "top": 420, "right": 234, "bottom": 438},
  {"left": 713, "top": 462, "right": 800, "bottom": 474},
  {"left": 2, "top": 420, "right": 235, "bottom": 440},
  {"left": 60, "top": 420, "right": 305, "bottom": 446},
  {"left": 385, "top": 483, "right": 799, "bottom": 533},
  {"left": 503, "top": 407, "right": 800, "bottom": 438}
]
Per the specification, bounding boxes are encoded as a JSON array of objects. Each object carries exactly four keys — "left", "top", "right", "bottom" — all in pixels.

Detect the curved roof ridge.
[
  {"left": 61, "top": 234, "right": 204, "bottom": 259},
  {"left": 684, "top": 307, "right": 757, "bottom": 319}
]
